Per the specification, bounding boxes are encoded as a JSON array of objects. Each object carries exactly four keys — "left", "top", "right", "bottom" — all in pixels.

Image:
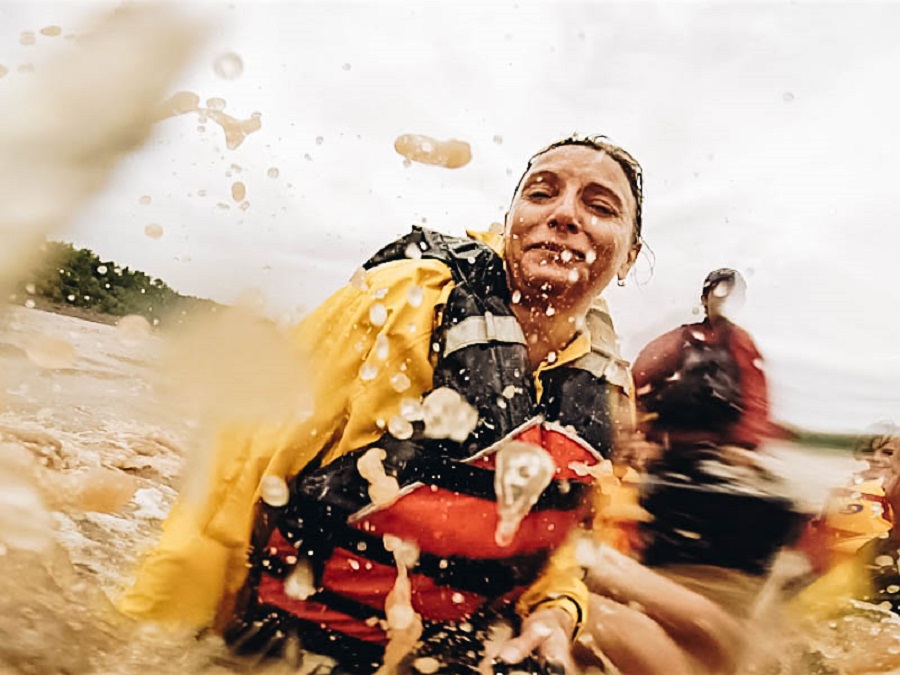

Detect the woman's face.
[
  {"left": 856, "top": 436, "right": 899, "bottom": 479},
  {"left": 504, "top": 145, "right": 639, "bottom": 308},
  {"left": 880, "top": 438, "right": 900, "bottom": 514}
]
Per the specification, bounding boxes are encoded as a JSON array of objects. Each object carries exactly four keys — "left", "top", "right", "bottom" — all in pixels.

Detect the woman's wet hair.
[
  {"left": 512, "top": 134, "right": 644, "bottom": 245},
  {"left": 854, "top": 420, "right": 900, "bottom": 459}
]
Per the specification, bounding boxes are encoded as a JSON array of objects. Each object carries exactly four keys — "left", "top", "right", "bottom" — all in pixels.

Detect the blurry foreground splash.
[
  {"left": 0, "top": 4, "right": 899, "bottom": 675},
  {"left": 0, "top": 5, "right": 315, "bottom": 673}
]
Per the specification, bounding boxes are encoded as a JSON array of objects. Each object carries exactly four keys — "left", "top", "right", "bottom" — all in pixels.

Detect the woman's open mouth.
[{"left": 525, "top": 241, "right": 586, "bottom": 262}]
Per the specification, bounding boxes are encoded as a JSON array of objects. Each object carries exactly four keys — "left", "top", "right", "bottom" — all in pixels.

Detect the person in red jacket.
[
  {"left": 632, "top": 269, "right": 800, "bottom": 575},
  {"left": 633, "top": 267, "right": 769, "bottom": 453}
]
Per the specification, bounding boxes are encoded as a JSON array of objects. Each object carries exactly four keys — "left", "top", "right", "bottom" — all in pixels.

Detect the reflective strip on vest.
[
  {"left": 571, "top": 350, "right": 633, "bottom": 393},
  {"left": 444, "top": 314, "right": 526, "bottom": 355}
]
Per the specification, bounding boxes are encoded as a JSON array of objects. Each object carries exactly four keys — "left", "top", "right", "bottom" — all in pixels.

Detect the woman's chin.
[{"left": 520, "top": 268, "right": 583, "bottom": 299}]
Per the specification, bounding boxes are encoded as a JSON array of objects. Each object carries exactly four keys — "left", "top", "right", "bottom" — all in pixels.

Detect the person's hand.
[{"left": 485, "top": 605, "right": 575, "bottom": 673}]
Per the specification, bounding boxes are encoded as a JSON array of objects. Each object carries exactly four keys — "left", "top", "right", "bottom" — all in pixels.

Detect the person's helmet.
[{"left": 701, "top": 268, "right": 746, "bottom": 302}]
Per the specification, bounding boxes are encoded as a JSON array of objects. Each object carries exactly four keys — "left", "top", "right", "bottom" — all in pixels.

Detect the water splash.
[
  {"left": 144, "top": 223, "right": 164, "bottom": 239},
  {"left": 357, "top": 447, "right": 400, "bottom": 507},
  {"left": 421, "top": 388, "right": 478, "bottom": 442},
  {"left": 493, "top": 440, "right": 555, "bottom": 546},
  {"left": 393, "top": 134, "right": 472, "bottom": 169},
  {"left": 212, "top": 51, "right": 243, "bottom": 80},
  {"left": 379, "top": 535, "right": 422, "bottom": 673},
  {"left": 0, "top": 5, "right": 202, "bottom": 298},
  {"left": 156, "top": 91, "right": 262, "bottom": 151}
]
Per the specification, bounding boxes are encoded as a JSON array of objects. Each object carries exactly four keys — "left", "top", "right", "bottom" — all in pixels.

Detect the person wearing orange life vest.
[
  {"left": 806, "top": 422, "right": 897, "bottom": 573},
  {"left": 120, "top": 135, "right": 645, "bottom": 673}
]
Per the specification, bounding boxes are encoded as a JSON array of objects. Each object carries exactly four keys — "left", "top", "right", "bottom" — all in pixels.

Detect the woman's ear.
[{"left": 617, "top": 240, "right": 642, "bottom": 281}]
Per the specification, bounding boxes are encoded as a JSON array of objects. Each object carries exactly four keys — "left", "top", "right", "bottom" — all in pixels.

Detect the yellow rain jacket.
[{"left": 120, "top": 233, "right": 631, "bottom": 635}]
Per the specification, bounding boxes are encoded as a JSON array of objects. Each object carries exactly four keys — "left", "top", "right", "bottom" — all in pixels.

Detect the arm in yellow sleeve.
[
  {"left": 517, "top": 533, "right": 589, "bottom": 637},
  {"left": 119, "top": 258, "right": 455, "bottom": 628}
]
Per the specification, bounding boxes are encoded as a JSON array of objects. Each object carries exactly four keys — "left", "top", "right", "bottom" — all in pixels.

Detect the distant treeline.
[
  {"left": 779, "top": 423, "right": 860, "bottom": 451},
  {"left": 10, "top": 240, "right": 223, "bottom": 327}
]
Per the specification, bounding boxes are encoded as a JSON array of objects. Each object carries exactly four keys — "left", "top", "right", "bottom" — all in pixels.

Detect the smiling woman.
[{"left": 504, "top": 136, "right": 643, "bottom": 370}]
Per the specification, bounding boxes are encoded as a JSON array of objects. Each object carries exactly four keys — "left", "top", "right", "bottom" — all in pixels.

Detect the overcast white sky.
[{"left": 0, "top": 1, "right": 898, "bottom": 433}]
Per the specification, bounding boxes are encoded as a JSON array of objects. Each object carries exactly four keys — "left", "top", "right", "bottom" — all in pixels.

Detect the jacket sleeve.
[
  {"left": 516, "top": 533, "right": 589, "bottom": 636},
  {"left": 118, "top": 258, "right": 455, "bottom": 627},
  {"left": 727, "top": 327, "right": 770, "bottom": 449},
  {"left": 632, "top": 327, "right": 685, "bottom": 395}
]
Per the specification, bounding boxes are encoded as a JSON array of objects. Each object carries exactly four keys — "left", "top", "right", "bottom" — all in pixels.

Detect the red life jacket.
[{"left": 225, "top": 228, "right": 619, "bottom": 668}]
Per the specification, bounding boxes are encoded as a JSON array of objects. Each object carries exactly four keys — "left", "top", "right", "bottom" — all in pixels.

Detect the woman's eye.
[{"left": 589, "top": 202, "right": 617, "bottom": 216}]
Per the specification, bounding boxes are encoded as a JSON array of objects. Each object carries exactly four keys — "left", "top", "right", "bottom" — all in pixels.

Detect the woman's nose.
[{"left": 547, "top": 193, "right": 581, "bottom": 234}]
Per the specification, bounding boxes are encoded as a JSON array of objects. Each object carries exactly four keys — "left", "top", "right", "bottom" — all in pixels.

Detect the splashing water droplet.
[
  {"left": 20, "top": 31, "right": 36, "bottom": 46},
  {"left": 546, "top": 351, "right": 557, "bottom": 364},
  {"left": 422, "top": 388, "right": 478, "bottom": 441},
  {"left": 391, "top": 373, "right": 411, "bottom": 393},
  {"left": 359, "top": 363, "right": 379, "bottom": 381},
  {"left": 404, "top": 242, "right": 422, "bottom": 259},
  {"left": 400, "top": 397, "right": 425, "bottom": 421},
  {"left": 451, "top": 592, "right": 465, "bottom": 604},
  {"left": 388, "top": 415, "right": 413, "bottom": 440},
  {"left": 284, "top": 560, "right": 315, "bottom": 600},
  {"left": 511, "top": 290, "right": 522, "bottom": 304},
  {"left": 267, "top": 167, "right": 280, "bottom": 179},
  {"left": 144, "top": 223, "right": 164, "bottom": 239},
  {"left": 560, "top": 249, "right": 573, "bottom": 263},
  {"left": 406, "top": 286, "right": 424, "bottom": 308},
  {"left": 117, "top": 315, "right": 151, "bottom": 341},
  {"left": 369, "top": 303, "right": 388, "bottom": 327},
  {"left": 585, "top": 250, "right": 597, "bottom": 264},
  {"left": 375, "top": 334, "right": 390, "bottom": 360},
  {"left": 545, "top": 306, "right": 555, "bottom": 317},
  {"left": 394, "top": 134, "right": 472, "bottom": 169},
  {"left": 231, "top": 181, "right": 246, "bottom": 202},
  {"left": 96, "top": 265, "right": 108, "bottom": 275},
  {"left": 206, "top": 97, "right": 227, "bottom": 111},
  {"left": 213, "top": 51, "right": 243, "bottom": 79},
  {"left": 567, "top": 269, "right": 579, "bottom": 283},
  {"left": 24, "top": 299, "right": 35, "bottom": 309},
  {"left": 350, "top": 267, "right": 369, "bottom": 291},
  {"left": 494, "top": 441, "right": 556, "bottom": 546},
  {"left": 260, "top": 475, "right": 290, "bottom": 507},
  {"left": 413, "top": 657, "right": 441, "bottom": 674},
  {"left": 358, "top": 448, "right": 400, "bottom": 506},
  {"left": 139, "top": 195, "right": 152, "bottom": 205}
]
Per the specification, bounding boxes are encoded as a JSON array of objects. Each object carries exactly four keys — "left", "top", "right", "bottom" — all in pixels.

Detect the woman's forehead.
[{"left": 524, "top": 145, "right": 632, "bottom": 193}]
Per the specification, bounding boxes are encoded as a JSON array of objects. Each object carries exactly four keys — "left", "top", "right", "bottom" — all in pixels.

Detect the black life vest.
[
  {"left": 641, "top": 323, "right": 743, "bottom": 432},
  {"left": 225, "top": 227, "right": 621, "bottom": 670}
]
